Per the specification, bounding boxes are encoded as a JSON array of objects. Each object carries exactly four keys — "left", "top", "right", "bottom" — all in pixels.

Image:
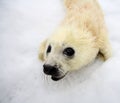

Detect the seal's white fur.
[{"left": 39, "top": 0, "right": 112, "bottom": 72}]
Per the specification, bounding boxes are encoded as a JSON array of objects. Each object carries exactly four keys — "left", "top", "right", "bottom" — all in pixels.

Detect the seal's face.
[
  {"left": 43, "top": 42, "right": 75, "bottom": 81},
  {"left": 39, "top": 27, "right": 99, "bottom": 81}
]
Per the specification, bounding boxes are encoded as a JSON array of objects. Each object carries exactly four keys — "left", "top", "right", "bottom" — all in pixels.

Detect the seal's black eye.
[
  {"left": 63, "top": 47, "right": 75, "bottom": 57},
  {"left": 47, "top": 45, "right": 51, "bottom": 53}
]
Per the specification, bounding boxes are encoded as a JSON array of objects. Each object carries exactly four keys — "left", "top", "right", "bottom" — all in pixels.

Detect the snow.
[{"left": 0, "top": 0, "right": 120, "bottom": 103}]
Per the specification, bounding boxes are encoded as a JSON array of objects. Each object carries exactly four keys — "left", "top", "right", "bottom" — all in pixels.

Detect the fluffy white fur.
[{"left": 39, "top": 0, "right": 112, "bottom": 72}]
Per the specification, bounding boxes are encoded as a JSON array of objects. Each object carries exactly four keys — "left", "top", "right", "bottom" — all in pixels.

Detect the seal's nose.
[{"left": 43, "top": 64, "right": 58, "bottom": 75}]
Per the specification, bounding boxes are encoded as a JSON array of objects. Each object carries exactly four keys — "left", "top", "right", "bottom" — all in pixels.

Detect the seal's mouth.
[
  {"left": 51, "top": 71, "right": 68, "bottom": 81},
  {"left": 51, "top": 75, "right": 66, "bottom": 81},
  {"left": 43, "top": 64, "right": 68, "bottom": 81}
]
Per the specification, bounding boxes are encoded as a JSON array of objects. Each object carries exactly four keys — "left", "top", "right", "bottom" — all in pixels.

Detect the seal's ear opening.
[{"left": 39, "top": 39, "right": 47, "bottom": 61}]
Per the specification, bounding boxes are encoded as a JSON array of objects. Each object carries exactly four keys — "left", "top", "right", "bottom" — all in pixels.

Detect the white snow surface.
[{"left": 0, "top": 0, "right": 120, "bottom": 103}]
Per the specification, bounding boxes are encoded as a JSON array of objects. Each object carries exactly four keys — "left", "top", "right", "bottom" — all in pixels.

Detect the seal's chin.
[{"left": 51, "top": 75, "right": 66, "bottom": 81}]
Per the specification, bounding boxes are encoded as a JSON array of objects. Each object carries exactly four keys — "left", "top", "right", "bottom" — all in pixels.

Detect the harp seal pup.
[{"left": 39, "top": 0, "right": 112, "bottom": 81}]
